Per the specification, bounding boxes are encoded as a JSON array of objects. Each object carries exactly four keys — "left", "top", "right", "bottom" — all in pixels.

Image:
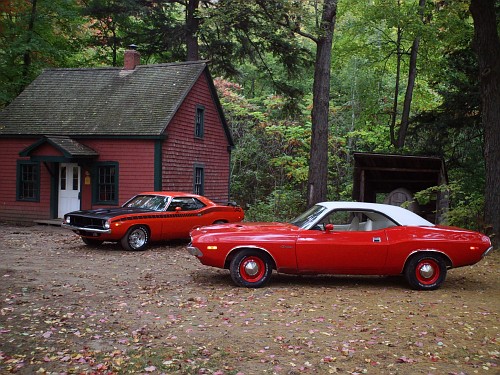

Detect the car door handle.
[{"left": 373, "top": 237, "right": 382, "bottom": 243}]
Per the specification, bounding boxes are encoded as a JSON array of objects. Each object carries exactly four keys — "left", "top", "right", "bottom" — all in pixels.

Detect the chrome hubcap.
[
  {"left": 130, "top": 231, "right": 146, "bottom": 248},
  {"left": 244, "top": 260, "right": 259, "bottom": 276},
  {"left": 419, "top": 264, "right": 435, "bottom": 279}
]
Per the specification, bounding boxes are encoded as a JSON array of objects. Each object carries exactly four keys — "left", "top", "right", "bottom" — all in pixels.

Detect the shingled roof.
[
  {"left": 19, "top": 136, "right": 99, "bottom": 158},
  {"left": 0, "top": 60, "right": 230, "bottom": 140}
]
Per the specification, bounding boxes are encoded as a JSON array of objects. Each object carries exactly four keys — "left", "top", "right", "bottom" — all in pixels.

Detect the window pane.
[
  {"left": 60, "top": 166, "right": 67, "bottom": 190},
  {"left": 194, "top": 167, "right": 204, "bottom": 195},
  {"left": 72, "top": 167, "right": 79, "bottom": 190},
  {"left": 195, "top": 107, "right": 204, "bottom": 138}
]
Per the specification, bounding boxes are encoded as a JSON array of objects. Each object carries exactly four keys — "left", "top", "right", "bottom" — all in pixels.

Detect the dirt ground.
[{"left": 0, "top": 223, "right": 498, "bottom": 375}]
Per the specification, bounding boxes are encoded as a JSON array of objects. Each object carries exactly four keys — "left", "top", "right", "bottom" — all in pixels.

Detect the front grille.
[{"left": 68, "top": 215, "right": 106, "bottom": 229}]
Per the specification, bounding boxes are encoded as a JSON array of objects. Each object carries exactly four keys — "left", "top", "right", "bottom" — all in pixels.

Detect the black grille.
[{"left": 68, "top": 215, "right": 106, "bottom": 229}]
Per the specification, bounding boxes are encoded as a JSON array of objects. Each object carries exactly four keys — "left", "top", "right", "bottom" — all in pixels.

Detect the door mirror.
[
  {"left": 175, "top": 206, "right": 182, "bottom": 212},
  {"left": 325, "top": 223, "right": 334, "bottom": 232}
]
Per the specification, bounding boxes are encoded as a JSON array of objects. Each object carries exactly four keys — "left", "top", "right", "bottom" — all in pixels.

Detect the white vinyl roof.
[{"left": 317, "top": 201, "right": 435, "bottom": 227}]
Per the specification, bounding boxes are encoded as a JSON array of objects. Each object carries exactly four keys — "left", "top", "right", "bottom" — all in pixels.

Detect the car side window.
[
  {"left": 321, "top": 210, "right": 362, "bottom": 231},
  {"left": 316, "top": 210, "right": 398, "bottom": 232},
  {"left": 167, "top": 197, "right": 206, "bottom": 211},
  {"left": 125, "top": 195, "right": 168, "bottom": 211}
]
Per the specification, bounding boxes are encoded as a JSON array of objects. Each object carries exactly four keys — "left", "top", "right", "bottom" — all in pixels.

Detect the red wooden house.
[{"left": 0, "top": 49, "right": 234, "bottom": 223}]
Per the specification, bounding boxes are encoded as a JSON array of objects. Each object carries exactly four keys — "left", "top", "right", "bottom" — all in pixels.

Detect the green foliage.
[
  {"left": 244, "top": 188, "right": 305, "bottom": 222},
  {"left": 215, "top": 77, "right": 311, "bottom": 214},
  {"left": 0, "top": 0, "right": 85, "bottom": 106},
  {"left": 201, "top": 0, "right": 315, "bottom": 110},
  {"left": 413, "top": 183, "right": 485, "bottom": 232},
  {"left": 442, "top": 192, "right": 484, "bottom": 232}
]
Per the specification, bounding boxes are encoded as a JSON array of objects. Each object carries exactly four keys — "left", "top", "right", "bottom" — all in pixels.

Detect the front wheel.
[
  {"left": 405, "top": 254, "right": 447, "bottom": 290},
  {"left": 121, "top": 226, "right": 149, "bottom": 251},
  {"left": 230, "top": 249, "right": 273, "bottom": 288}
]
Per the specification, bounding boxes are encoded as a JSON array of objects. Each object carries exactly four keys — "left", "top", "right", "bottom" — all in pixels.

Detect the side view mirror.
[
  {"left": 325, "top": 223, "right": 334, "bottom": 232},
  {"left": 175, "top": 206, "right": 182, "bottom": 212}
]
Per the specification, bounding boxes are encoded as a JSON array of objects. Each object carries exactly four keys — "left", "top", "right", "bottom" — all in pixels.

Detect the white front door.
[{"left": 58, "top": 163, "right": 81, "bottom": 218}]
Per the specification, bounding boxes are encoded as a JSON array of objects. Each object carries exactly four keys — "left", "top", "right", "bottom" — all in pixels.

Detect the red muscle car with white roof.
[{"left": 188, "top": 202, "right": 492, "bottom": 290}]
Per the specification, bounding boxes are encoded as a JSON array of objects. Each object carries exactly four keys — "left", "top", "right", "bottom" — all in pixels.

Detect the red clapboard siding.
[
  {"left": 0, "top": 138, "right": 157, "bottom": 221},
  {"left": 82, "top": 139, "right": 156, "bottom": 206},
  {"left": 0, "top": 139, "right": 52, "bottom": 221},
  {"left": 162, "top": 72, "right": 231, "bottom": 204}
]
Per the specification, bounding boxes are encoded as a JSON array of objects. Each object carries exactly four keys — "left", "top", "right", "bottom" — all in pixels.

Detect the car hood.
[
  {"left": 192, "top": 221, "right": 299, "bottom": 236},
  {"left": 65, "top": 207, "right": 155, "bottom": 220}
]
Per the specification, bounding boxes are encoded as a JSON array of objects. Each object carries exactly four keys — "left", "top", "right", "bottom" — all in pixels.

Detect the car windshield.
[
  {"left": 123, "top": 195, "right": 170, "bottom": 211},
  {"left": 289, "top": 205, "right": 328, "bottom": 229}
]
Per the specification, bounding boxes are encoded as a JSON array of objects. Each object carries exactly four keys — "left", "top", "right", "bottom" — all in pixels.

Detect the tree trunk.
[
  {"left": 397, "top": 0, "right": 425, "bottom": 149},
  {"left": 186, "top": 0, "right": 200, "bottom": 61},
  {"left": 307, "top": 0, "right": 338, "bottom": 207},
  {"left": 390, "top": 24, "right": 402, "bottom": 147},
  {"left": 470, "top": 0, "right": 500, "bottom": 246},
  {"left": 22, "top": 0, "right": 37, "bottom": 79},
  {"left": 111, "top": 25, "right": 117, "bottom": 66}
]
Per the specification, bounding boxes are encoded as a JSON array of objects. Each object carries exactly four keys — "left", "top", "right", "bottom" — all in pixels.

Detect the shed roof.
[{"left": 0, "top": 61, "right": 232, "bottom": 144}]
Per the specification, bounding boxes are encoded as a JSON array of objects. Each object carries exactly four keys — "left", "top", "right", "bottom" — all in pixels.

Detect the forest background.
[{"left": 1, "top": 0, "right": 499, "bottom": 244}]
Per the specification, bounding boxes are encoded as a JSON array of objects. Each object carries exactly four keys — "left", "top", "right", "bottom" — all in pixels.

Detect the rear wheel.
[
  {"left": 121, "top": 226, "right": 149, "bottom": 251},
  {"left": 230, "top": 249, "right": 273, "bottom": 288},
  {"left": 405, "top": 254, "right": 447, "bottom": 290},
  {"left": 82, "top": 237, "right": 103, "bottom": 247}
]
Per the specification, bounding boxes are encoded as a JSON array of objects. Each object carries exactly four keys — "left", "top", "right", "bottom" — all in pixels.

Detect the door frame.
[{"left": 58, "top": 163, "right": 81, "bottom": 218}]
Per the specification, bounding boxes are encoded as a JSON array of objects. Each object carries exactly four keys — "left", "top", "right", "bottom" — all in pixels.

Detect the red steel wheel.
[
  {"left": 230, "top": 249, "right": 273, "bottom": 288},
  {"left": 415, "top": 258, "right": 440, "bottom": 285},
  {"left": 405, "top": 254, "right": 447, "bottom": 290}
]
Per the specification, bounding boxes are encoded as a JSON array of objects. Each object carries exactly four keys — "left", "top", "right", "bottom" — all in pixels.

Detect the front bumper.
[
  {"left": 482, "top": 246, "right": 494, "bottom": 258},
  {"left": 61, "top": 223, "right": 111, "bottom": 234},
  {"left": 187, "top": 244, "right": 203, "bottom": 257}
]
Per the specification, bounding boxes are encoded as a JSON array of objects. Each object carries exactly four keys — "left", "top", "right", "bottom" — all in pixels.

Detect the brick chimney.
[{"left": 123, "top": 44, "right": 140, "bottom": 70}]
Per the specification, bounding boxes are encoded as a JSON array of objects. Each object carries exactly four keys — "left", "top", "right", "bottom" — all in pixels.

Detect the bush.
[
  {"left": 244, "top": 189, "right": 305, "bottom": 222},
  {"left": 414, "top": 184, "right": 485, "bottom": 232}
]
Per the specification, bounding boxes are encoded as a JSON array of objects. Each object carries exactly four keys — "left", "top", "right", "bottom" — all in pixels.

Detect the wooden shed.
[{"left": 352, "top": 152, "right": 448, "bottom": 223}]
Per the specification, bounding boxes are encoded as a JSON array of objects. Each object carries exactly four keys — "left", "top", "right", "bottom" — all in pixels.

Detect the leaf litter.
[{"left": 0, "top": 223, "right": 498, "bottom": 374}]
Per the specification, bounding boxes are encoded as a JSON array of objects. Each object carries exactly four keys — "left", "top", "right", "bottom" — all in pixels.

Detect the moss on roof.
[{"left": 0, "top": 61, "right": 209, "bottom": 137}]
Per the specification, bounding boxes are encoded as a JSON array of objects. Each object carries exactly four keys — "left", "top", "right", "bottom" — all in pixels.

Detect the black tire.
[
  {"left": 82, "top": 237, "right": 104, "bottom": 247},
  {"left": 230, "top": 249, "right": 273, "bottom": 288},
  {"left": 120, "top": 226, "right": 149, "bottom": 251},
  {"left": 404, "top": 253, "right": 447, "bottom": 290}
]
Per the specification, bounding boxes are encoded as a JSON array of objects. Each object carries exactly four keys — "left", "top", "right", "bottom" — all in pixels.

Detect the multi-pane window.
[
  {"left": 17, "top": 161, "right": 39, "bottom": 201},
  {"left": 94, "top": 163, "right": 118, "bottom": 204},
  {"left": 195, "top": 105, "right": 205, "bottom": 138},
  {"left": 194, "top": 166, "right": 204, "bottom": 195}
]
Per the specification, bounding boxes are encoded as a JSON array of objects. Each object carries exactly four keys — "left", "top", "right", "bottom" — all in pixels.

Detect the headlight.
[
  {"left": 104, "top": 220, "right": 110, "bottom": 229},
  {"left": 65, "top": 216, "right": 71, "bottom": 224}
]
